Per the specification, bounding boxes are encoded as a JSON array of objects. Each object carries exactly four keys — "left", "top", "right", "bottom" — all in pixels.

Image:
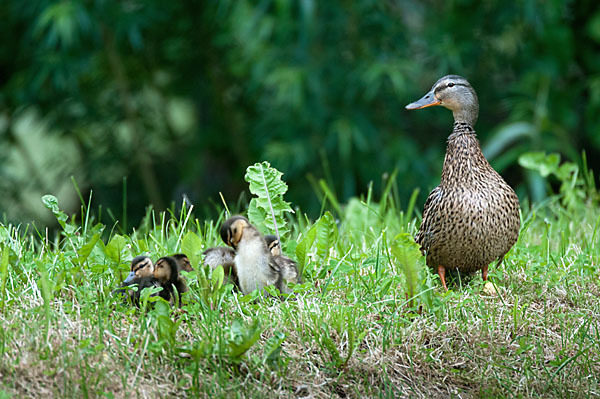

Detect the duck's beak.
[
  {"left": 124, "top": 271, "right": 136, "bottom": 284},
  {"left": 405, "top": 90, "right": 441, "bottom": 110}
]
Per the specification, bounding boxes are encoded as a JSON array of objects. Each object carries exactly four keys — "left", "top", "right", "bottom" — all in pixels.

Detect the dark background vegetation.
[{"left": 1, "top": 0, "right": 600, "bottom": 226}]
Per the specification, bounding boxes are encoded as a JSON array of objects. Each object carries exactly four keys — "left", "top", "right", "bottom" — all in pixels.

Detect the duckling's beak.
[
  {"left": 405, "top": 90, "right": 441, "bottom": 110},
  {"left": 124, "top": 271, "right": 136, "bottom": 284}
]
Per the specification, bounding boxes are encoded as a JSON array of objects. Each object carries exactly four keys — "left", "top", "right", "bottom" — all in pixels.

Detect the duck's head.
[
  {"left": 124, "top": 255, "right": 154, "bottom": 283},
  {"left": 171, "top": 253, "right": 194, "bottom": 272},
  {"left": 405, "top": 75, "right": 479, "bottom": 125},
  {"left": 153, "top": 256, "right": 179, "bottom": 285},
  {"left": 264, "top": 234, "right": 282, "bottom": 256},
  {"left": 220, "top": 215, "right": 250, "bottom": 249}
]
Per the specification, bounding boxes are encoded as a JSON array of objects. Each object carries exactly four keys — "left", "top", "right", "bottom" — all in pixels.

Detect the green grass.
[{"left": 0, "top": 186, "right": 599, "bottom": 398}]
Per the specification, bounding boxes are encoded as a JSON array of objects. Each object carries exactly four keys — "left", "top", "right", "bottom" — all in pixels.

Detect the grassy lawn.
[{"left": 0, "top": 169, "right": 599, "bottom": 398}]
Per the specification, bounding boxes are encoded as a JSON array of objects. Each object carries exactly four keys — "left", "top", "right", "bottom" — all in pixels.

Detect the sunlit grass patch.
[{"left": 1, "top": 159, "right": 600, "bottom": 397}]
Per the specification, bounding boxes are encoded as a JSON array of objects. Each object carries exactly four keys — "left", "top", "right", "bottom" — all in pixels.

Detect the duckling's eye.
[{"left": 448, "top": 82, "right": 455, "bottom": 88}]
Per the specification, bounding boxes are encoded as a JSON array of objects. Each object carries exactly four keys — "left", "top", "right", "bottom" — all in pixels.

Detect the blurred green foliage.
[{"left": 1, "top": 0, "right": 599, "bottom": 225}]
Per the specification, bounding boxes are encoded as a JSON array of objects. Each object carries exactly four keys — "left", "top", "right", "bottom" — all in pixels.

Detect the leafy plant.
[
  {"left": 245, "top": 161, "right": 294, "bottom": 240},
  {"left": 390, "top": 233, "right": 426, "bottom": 308},
  {"left": 519, "top": 152, "right": 598, "bottom": 209}
]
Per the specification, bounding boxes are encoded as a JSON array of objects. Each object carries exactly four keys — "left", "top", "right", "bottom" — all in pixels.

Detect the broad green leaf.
[
  {"left": 295, "top": 225, "right": 317, "bottom": 268},
  {"left": 229, "top": 319, "right": 263, "bottom": 361},
  {"left": 105, "top": 234, "right": 128, "bottom": 263},
  {"left": 181, "top": 231, "right": 203, "bottom": 266},
  {"left": 77, "top": 233, "right": 101, "bottom": 265},
  {"left": 211, "top": 265, "right": 225, "bottom": 289},
  {"left": 518, "top": 152, "right": 560, "bottom": 177}
]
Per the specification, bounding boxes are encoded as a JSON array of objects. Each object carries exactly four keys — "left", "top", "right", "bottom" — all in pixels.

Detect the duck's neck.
[{"left": 440, "top": 122, "right": 491, "bottom": 185}]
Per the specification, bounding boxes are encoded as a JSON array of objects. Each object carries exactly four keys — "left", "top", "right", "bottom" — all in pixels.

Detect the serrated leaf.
[
  {"left": 247, "top": 200, "right": 269, "bottom": 234},
  {"left": 390, "top": 233, "right": 424, "bottom": 301},
  {"left": 244, "top": 161, "right": 294, "bottom": 238},
  {"left": 315, "top": 212, "right": 337, "bottom": 259},
  {"left": 263, "top": 331, "right": 286, "bottom": 365}
]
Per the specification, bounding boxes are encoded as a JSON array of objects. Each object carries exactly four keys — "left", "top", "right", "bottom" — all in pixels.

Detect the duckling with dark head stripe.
[
  {"left": 153, "top": 256, "right": 187, "bottom": 304},
  {"left": 113, "top": 255, "right": 159, "bottom": 304},
  {"left": 264, "top": 234, "right": 300, "bottom": 287}
]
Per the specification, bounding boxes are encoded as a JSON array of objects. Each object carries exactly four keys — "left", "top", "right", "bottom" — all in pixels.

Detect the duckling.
[
  {"left": 406, "top": 75, "right": 520, "bottom": 290},
  {"left": 124, "top": 255, "right": 154, "bottom": 283},
  {"left": 202, "top": 246, "right": 238, "bottom": 286},
  {"left": 153, "top": 256, "right": 187, "bottom": 304},
  {"left": 264, "top": 234, "right": 300, "bottom": 286},
  {"left": 171, "top": 253, "right": 194, "bottom": 273},
  {"left": 220, "top": 216, "right": 291, "bottom": 295},
  {"left": 113, "top": 255, "right": 158, "bottom": 303}
]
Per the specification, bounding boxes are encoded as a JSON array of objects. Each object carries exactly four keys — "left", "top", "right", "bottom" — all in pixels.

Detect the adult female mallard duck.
[{"left": 406, "top": 75, "right": 520, "bottom": 290}]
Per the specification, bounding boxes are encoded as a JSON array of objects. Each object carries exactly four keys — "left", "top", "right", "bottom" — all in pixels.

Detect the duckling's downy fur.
[
  {"left": 220, "top": 216, "right": 291, "bottom": 295},
  {"left": 264, "top": 234, "right": 300, "bottom": 286}
]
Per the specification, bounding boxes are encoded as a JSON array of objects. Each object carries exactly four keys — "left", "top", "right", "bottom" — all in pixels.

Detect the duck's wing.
[{"left": 415, "top": 185, "right": 442, "bottom": 252}]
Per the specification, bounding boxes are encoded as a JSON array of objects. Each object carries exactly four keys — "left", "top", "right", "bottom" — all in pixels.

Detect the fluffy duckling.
[
  {"left": 113, "top": 255, "right": 158, "bottom": 304},
  {"left": 124, "top": 255, "right": 154, "bottom": 283},
  {"left": 171, "top": 253, "right": 194, "bottom": 273},
  {"left": 264, "top": 234, "right": 300, "bottom": 286},
  {"left": 153, "top": 256, "right": 187, "bottom": 304},
  {"left": 220, "top": 216, "right": 291, "bottom": 295},
  {"left": 202, "top": 246, "right": 238, "bottom": 285}
]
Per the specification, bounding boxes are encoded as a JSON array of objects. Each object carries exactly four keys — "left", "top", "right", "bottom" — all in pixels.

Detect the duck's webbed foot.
[{"left": 482, "top": 265, "right": 489, "bottom": 282}]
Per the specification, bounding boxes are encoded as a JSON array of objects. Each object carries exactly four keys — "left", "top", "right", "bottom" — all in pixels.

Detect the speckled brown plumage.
[{"left": 407, "top": 75, "right": 520, "bottom": 289}]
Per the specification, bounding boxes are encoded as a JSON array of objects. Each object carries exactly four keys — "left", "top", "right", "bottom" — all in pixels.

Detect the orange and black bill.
[{"left": 405, "top": 90, "right": 441, "bottom": 110}]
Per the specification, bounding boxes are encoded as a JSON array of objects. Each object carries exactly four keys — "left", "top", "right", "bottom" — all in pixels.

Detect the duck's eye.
[{"left": 448, "top": 82, "right": 455, "bottom": 88}]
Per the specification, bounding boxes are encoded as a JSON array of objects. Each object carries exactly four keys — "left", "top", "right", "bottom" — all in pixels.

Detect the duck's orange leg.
[
  {"left": 482, "top": 265, "right": 489, "bottom": 282},
  {"left": 437, "top": 265, "right": 448, "bottom": 291}
]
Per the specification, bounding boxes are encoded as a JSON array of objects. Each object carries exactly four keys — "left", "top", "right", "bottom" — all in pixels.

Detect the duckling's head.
[
  {"left": 153, "top": 256, "right": 179, "bottom": 285},
  {"left": 264, "top": 235, "right": 282, "bottom": 256},
  {"left": 405, "top": 75, "right": 479, "bottom": 125},
  {"left": 171, "top": 253, "right": 194, "bottom": 272},
  {"left": 220, "top": 215, "right": 250, "bottom": 249},
  {"left": 124, "top": 255, "right": 154, "bottom": 283}
]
